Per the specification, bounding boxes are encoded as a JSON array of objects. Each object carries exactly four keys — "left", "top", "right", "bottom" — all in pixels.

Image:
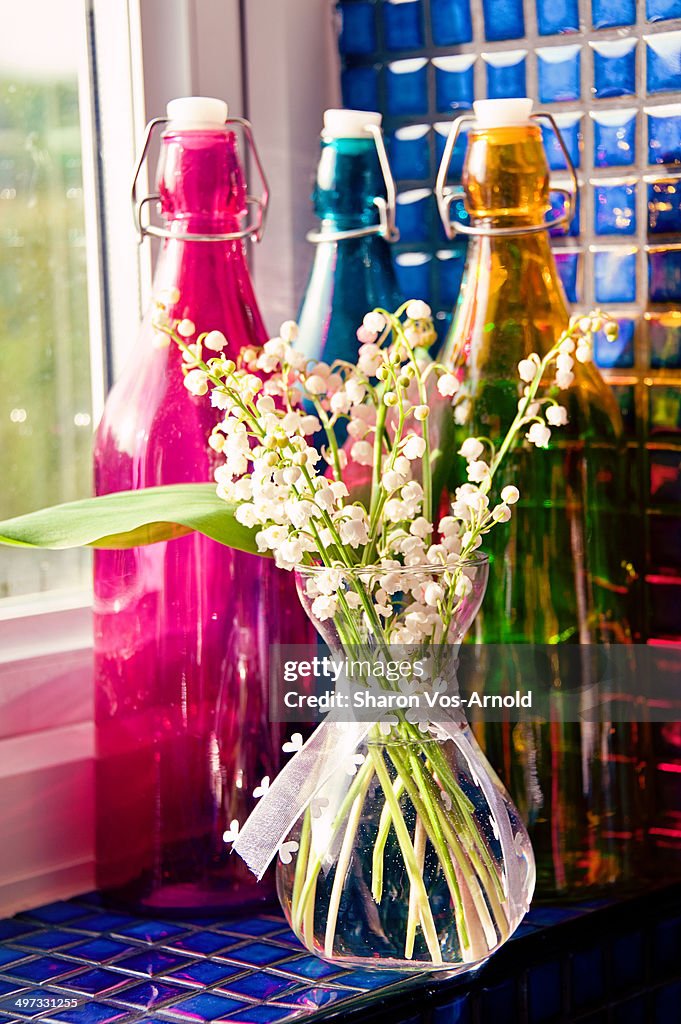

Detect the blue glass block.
[
  {"left": 612, "top": 932, "right": 645, "bottom": 991},
  {"left": 592, "top": 0, "right": 635, "bottom": 27},
  {"left": 647, "top": 0, "right": 681, "bottom": 21},
  {"left": 395, "top": 251, "right": 432, "bottom": 301},
  {"left": 224, "top": 1008, "right": 294, "bottom": 1024},
  {"left": 650, "top": 451, "right": 681, "bottom": 504},
  {"left": 594, "top": 319, "right": 635, "bottom": 368},
  {"left": 431, "top": 0, "right": 472, "bottom": 43},
  {"left": 0, "top": 921, "right": 36, "bottom": 942},
  {"left": 167, "top": 992, "right": 246, "bottom": 1021},
  {"left": 594, "top": 248, "right": 637, "bottom": 303},
  {"left": 326, "top": 968, "right": 405, "bottom": 989},
  {"left": 592, "top": 39, "right": 636, "bottom": 98},
  {"left": 276, "top": 955, "right": 346, "bottom": 982},
  {"left": 433, "top": 55, "right": 475, "bottom": 113},
  {"left": 63, "top": 939, "right": 132, "bottom": 964},
  {"left": 649, "top": 180, "right": 681, "bottom": 234},
  {"left": 649, "top": 248, "right": 681, "bottom": 301},
  {"left": 167, "top": 961, "right": 241, "bottom": 988},
  {"left": 537, "top": 45, "right": 581, "bottom": 103},
  {"left": 593, "top": 110, "right": 636, "bottom": 168},
  {"left": 537, "top": 0, "right": 579, "bottom": 34},
  {"left": 383, "top": 0, "right": 424, "bottom": 50},
  {"left": 386, "top": 58, "right": 428, "bottom": 116},
  {"left": 549, "top": 187, "right": 580, "bottom": 237},
  {"left": 484, "top": 50, "right": 527, "bottom": 99},
  {"left": 0, "top": 949, "right": 28, "bottom": 968},
  {"left": 542, "top": 114, "right": 582, "bottom": 170},
  {"left": 571, "top": 947, "right": 605, "bottom": 1009},
  {"left": 341, "top": 66, "right": 379, "bottom": 112},
  {"left": 218, "top": 973, "right": 296, "bottom": 1001},
  {"left": 59, "top": 969, "right": 132, "bottom": 997},
  {"left": 390, "top": 125, "right": 430, "bottom": 180},
  {"left": 434, "top": 124, "right": 469, "bottom": 179},
  {"left": 396, "top": 188, "right": 431, "bottom": 242},
  {"left": 612, "top": 385, "right": 637, "bottom": 438},
  {"left": 337, "top": 3, "right": 376, "bottom": 55},
  {"left": 0, "top": 980, "right": 26, "bottom": 997},
  {"left": 433, "top": 995, "right": 471, "bottom": 1024},
  {"left": 594, "top": 181, "right": 636, "bottom": 235},
  {"left": 554, "top": 252, "right": 581, "bottom": 303},
  {"left": 481, "top": 979, "right": 517, "bottom": 1021},
  {"left": 24, "top": 904, "right": 87, "bottom": 926},
  {"left": 647, "top": 32, "right": 681, "bottom": 93},
  {"left": 166, "top": 933, "right": 241, "bottom": 957},
  {"left": 649, "top": 313, "right": 681, "bottom": 368},
  {"left": 114, "top": 921, "right": 185, "bottom": 944},
  {"left": 481, "top": 0, "right": 525, "bottom": 41},
  {"left": 111, "top": 981, "right": 187, "bottom": 1010},
  {"left": 16, "top": 930, "right": 80, "bottom": 952},
  {"left": 112, "top": 951, "right": 191, "bottom": 977},
  {"left": 437, "top": 248, "right": 467, "bottom": 308},
  {"left": 655, "top": 917, "right": 679, "bottom": 978},
  {"left": 42, "top": 1004, "right": 129, "bottom": 1024},
  {"left": 648, "top": 108, "right": 681, "bottom": 165},
  {"left": 4, "top": 957, "right": 79, "bottom": 984},
  {"left": 223, "top": 942, "right": 290, "bottom": 968},
  {"left": 527, "top": 961, "right": 562, "bottom": 1023}
]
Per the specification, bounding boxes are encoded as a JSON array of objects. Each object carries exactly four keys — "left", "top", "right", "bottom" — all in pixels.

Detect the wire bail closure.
[
  {"left": 306, "top": 123, "right": 400, "bottom": 245},
  {"left": 131, "top": 115, "right": 269, "bottom": 245},
  {"left": 435, "top": 111, "right": 579, "bottom": 239}
]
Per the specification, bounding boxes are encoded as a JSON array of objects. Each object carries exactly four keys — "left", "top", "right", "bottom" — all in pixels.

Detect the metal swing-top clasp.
[
  {"left": 131, "top": 114, "right": 269, "bottom": 245},
  {"left": 435, "top": 110, "right": 579, "bottom": 239},
  {"left": 306, "top": 121, "right": 400, "bottom": 245}
]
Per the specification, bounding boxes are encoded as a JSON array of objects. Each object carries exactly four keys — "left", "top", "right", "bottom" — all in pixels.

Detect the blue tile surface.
[
  {"left": 111, "top": 950, "right": 192, "bottom": 977},
  {"left": 594, "top": 319, "right": 636, "bottom": 369},
  {"left": 23, "top": 907, "right": 86, "bottom": 928},
  {"left": 48, "top": 1005, "right": 129, "bottom": 1024},
  {"left": 647, "top": 31, "right": 681, "bottom": 93},
  {"left": 649, "top": 248, "right": 681, "bottom": 302},
  {"left": 57, "top": 969, "right": 131, "bottom": 997},
  {"left": 537, "top": 44, "right": 581, "bottom": 102},
  {"left": 386, "top": 59, "right": 428, "bottom": 116},
  {"left": 166, "top": 933, "right": 242, "bottom": 958},
  {"left": 389, "top": 126, "right": 430, "bottom": 180},
  {"left": 219, "top": 973, "right": 296, "bottom": 1001},
  {"left": 341, "top": 66, "right": 379, "bottom": 112},
  {"left": 648, "top": 180, "right": 681, "bottom": 234},
  {"left": 167, "top": 961, "right": 242, "bottom": 988},
  {"left": 164, "top": 992, "right": 246, "bottom": 1021},
  {"left": 11, "top": 933, "right": 80, "bottom": 954},
  {"left": 110, "top": 980, "right": 188, "bottom": 1010},
  {"left": 648, "top": 108, "right": 681, "bottom": 165},
  {"left": 647, "top": 0, "right": 681, "bottom": 21},
  {"left": 59, "top": 939, "right": 132, "bottom": 964},
  {"left": 2, "top": 958, "right": 78, "bottom": 985},
  {"left": 223, "top": 944, "right": 291, "bottom": 969},
  {"left": 554, "top": 252, "right": 580, "bottom": 303},
  {"left": 433, "top": 56, "right": 475, "bottom": 114}
]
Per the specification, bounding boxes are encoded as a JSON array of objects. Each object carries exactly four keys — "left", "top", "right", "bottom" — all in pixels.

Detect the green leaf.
[{"left": 0, "top": 484, "right": 266, "bottom": 556}]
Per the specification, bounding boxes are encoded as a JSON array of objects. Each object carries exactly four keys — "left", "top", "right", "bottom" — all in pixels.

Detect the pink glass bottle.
[{"left": 93, "top": 97, "right": 304, "bottom": 911}]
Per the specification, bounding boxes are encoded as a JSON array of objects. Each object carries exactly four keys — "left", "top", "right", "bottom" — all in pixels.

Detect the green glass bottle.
[{"left": 435, "top": 98, "right": 645, "bottom": 897}]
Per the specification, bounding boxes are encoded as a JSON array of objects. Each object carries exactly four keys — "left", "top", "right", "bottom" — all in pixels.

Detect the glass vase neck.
[{"left": 464, "top": 123, "right": 551, "bottom": 231}]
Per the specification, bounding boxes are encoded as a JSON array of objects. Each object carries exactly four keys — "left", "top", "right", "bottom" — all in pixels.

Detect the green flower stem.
[
  {"left": 291, "top": 808, "right": 311, "bottom": 916},
  {"left": 387, "top": 744, "right": 468, "bottom": 953},
  {"left": 324, "top": 766, "right": 375, "bottom": 958},
  {"left": 371, "top": 776, "right": 405, "bottom": 903},
  {"left": 369, "top": 746, "right": 443, "bottom": 965},
  {"left": 369, "top": 402, "right": 388, "bottom": 522},
  {"left": 405, "top": 817, "right": 426, "bottom": 960},
  {"left": 292, "top": 756, "right": 375, "bottom": 937}
]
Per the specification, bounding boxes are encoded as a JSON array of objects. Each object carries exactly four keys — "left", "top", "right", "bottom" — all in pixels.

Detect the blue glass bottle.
[{"left": 295, "top": 109, "right": 403, "bottom": 377}]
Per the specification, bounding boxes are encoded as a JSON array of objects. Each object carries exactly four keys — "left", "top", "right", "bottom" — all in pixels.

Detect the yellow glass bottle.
[{"left": 435, "top": 99, "right": 646, "bottom": 896}]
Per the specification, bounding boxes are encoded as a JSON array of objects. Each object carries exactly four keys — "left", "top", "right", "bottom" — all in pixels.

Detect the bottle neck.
[
  {"left": 157, "top": 128, "right": 247, "bottom": 235},
  {"left": 314, "top": 137, "right": 386, "bottom": 232}
]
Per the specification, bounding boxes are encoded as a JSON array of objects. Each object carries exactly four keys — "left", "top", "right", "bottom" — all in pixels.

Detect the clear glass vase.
[{"left": 275, "top": 557, "right": 535, "bottom": 971}]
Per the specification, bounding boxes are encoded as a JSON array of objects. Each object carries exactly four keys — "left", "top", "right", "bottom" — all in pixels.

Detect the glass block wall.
[{"left": 336, "top": 0, "right": 681, "bottom": 646}]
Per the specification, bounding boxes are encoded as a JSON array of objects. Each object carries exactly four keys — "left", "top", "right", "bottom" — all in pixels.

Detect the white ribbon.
[{"left": 233, "top": 705, "right": 527, "bottom": 906}]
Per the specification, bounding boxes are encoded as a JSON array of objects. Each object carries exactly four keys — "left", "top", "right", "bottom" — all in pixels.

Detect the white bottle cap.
[
  {"left": 166, "top": 96, "right": 228, "bottom": 129},
  {"left": 473, "top": 98, "right": 533, "bottom": 129},
  {"left": 322, "top": 108, "right": 382, "bottom": 139}
]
